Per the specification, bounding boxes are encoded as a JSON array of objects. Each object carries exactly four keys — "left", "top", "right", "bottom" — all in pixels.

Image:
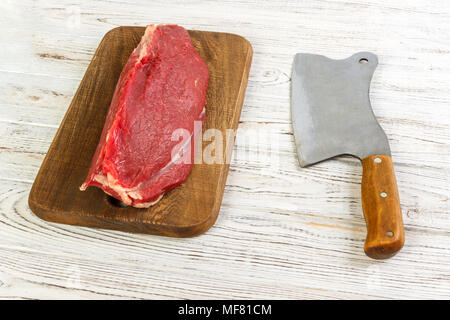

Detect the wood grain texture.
[
  {"left": 28, "top": 26, "right": 253, "bottom": 237},
  {"left": 0, "top": 0, "right": 449, "bottom": 300},
  {"left": 362, "top": 155, "right": 405, "bottom": 259}
]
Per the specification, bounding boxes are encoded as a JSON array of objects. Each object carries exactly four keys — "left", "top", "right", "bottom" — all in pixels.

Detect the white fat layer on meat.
[
  {"left": 136, "top": 25, "right": 157, "bottom": 62},
  {"left": 133, "top": 194, "right": 164, "bottom": 208},
  {"left": 93, "top": 172, "right": 164, "bottom": 208},
  {"left": 92, "top": 173, "right": 133, "bottom": 205}
]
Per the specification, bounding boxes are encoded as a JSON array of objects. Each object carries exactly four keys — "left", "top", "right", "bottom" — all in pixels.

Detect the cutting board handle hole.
[
  {"left": 359, "top": 58, "right": 369, "bottom": 64},
  {"left": 106, "top": 195, "right": 129, "bottom": 208}
]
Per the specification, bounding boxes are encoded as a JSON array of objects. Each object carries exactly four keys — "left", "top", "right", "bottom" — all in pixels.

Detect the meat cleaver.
[{"left": 291, "top": 52, "right": 404, "bottom": 259}]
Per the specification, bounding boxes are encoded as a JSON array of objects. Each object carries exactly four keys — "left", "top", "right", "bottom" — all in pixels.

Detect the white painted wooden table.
[{"left": 0, "top": 0, "right": 449, "bottom": 299}]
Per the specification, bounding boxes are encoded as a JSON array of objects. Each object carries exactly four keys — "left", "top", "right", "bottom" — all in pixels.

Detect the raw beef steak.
[{"left": 80, "top": 25, "right": 209, "bottom": 208}]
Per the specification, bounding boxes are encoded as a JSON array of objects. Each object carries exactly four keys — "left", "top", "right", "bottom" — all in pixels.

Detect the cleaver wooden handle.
[{"left": 361, "top": 155, "right": 404, "bottom": 259}]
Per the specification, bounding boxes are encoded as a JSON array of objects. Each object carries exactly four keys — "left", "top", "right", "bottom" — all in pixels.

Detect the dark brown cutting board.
[{"left": 28, "top": 26, "right": 253, "bottom": 237}]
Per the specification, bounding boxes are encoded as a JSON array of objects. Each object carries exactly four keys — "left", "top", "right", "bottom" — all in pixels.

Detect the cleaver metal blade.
[{"left": 291, "top": 52, "right": 404, "bottom": 259}]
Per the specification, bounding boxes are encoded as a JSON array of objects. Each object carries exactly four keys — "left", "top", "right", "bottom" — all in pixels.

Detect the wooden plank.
[
  {"left": 0, "top": 0, "right": 449, "bottom": 299},
  {"left": 2, "top": 181, "right": 450, "bottom": 299}
]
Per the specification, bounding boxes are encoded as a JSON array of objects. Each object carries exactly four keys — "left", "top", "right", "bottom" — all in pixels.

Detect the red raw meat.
[{"left": 80, "top": 25, "right": 209, "bottom": 207}]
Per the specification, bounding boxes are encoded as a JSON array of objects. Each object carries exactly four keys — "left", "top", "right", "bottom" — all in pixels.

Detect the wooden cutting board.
[{"left": 28, "top": 26, "right": 253, "bottom": 237}]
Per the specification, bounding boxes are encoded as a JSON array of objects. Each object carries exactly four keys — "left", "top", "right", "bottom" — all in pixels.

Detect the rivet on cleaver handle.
[{"left": 291, "top": 52, "right": 404, "bottom": 259}]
